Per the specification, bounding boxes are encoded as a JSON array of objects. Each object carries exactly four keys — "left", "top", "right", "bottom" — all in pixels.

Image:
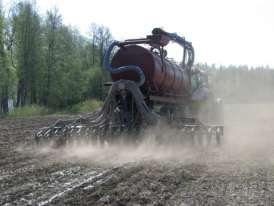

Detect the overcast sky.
[{"left": 3, "top": 0, "right": 274, "bottom": 67}]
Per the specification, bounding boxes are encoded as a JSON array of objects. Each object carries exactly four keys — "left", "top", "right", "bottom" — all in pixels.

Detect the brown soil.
[{"left": 1, "top": 104, "right": 274, "bottom": 206}]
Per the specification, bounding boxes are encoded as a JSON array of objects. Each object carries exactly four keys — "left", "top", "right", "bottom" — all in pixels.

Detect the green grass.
[
  {"left": 67, "top": 99, "right": 103, "bottom": 114},
  {"left": 5, "top": 99, "right": 103, "bottom": 118},
  {"left": 8, "top": 105, "right": 52, "bottom": 118}
]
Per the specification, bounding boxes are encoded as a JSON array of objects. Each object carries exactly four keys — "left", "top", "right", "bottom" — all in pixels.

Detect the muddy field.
[{"left": 1, "top": 104, "right": 274, "bottom": 206}]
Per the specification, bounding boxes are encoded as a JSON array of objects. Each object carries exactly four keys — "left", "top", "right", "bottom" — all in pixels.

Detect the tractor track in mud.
[{"left": 1, "top": 104, "right": 274, "bottom": 206}]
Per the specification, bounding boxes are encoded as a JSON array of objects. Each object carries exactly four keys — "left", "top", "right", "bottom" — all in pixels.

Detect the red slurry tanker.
[{"left": 35, "top": 28, "right": 224, "bottom": 146}]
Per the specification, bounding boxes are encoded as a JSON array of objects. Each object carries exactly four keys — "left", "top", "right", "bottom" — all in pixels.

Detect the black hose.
[
  {"left": 103, "top": 41, "right": 145, "bottom": 86},
  {"left": 152, "top": 28, "right": 195, "bottom": 71}
]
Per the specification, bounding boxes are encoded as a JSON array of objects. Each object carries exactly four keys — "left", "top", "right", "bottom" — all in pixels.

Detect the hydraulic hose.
[
  {"left": 152, "top": 28, "right": 195, "bottom": 71},
  {"left": 103, "top": 41, "right": 145, "bottom": 86}
]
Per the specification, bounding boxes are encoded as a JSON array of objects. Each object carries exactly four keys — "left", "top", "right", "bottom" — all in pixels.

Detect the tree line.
[
  {"left": 197, "top": 64, "right": 274, "bottom": 103},
  {"left": 1, "top": 1, "right": 273, "bottom": 115},
  {"left": 0, "top": 0, "right": 112, "bottom": 114}
]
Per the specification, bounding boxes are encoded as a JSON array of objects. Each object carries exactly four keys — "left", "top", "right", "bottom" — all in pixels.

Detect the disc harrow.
[{"left": 35, "top": 80, "right": 223, "bottom": 146}]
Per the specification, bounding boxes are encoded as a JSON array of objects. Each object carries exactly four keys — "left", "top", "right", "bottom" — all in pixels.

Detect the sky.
[{"left": 3, "top": 0, "right": 274, "bottom": 67}]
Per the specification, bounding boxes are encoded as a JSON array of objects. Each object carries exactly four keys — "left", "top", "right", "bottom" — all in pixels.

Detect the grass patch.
[
  {"left": 4, "top": 99, "right": 103, "bottom": 118},
  {"left": 66, "top": 99, "right": 103, "bottom": 114},
  {"left": 8, "top": 105, "right": 52, "bottom": 118}
]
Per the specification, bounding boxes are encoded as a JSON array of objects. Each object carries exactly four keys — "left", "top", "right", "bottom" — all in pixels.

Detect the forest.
[{"left": 0, "top": 0, "right": 273, "bottom": 116}]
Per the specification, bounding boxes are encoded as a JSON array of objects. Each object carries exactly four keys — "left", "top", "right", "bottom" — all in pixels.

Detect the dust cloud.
[
  {"left": 34, "top": 103, "right": 274, "bottom": 169},
  {"left": 220, "top": 103, "right": 274, "bottom": 164}
]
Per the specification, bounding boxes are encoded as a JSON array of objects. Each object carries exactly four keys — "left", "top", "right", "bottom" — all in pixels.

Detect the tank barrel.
[{"left": 103, "top": 41, "right": 145, "bottom": 86}]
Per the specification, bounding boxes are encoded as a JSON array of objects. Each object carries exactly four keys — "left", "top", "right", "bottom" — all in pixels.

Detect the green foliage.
[
  {"left": 8, "top": 105, "right": 51, "bottom": 118},
  {"left": 0, "top": 2, "right": 16, "bottom": 114},
  {"left": 12, "top": 1, "right": 43, "bottom": 106},
  {"left": 42, "top": 21, "right": 90, "bottom": 108},
  {"left": 86, "top": 66, "right": 110, "bottom": 100},
  {"left": 1, "top": 1, "right": 114, "bottom": 114}
]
